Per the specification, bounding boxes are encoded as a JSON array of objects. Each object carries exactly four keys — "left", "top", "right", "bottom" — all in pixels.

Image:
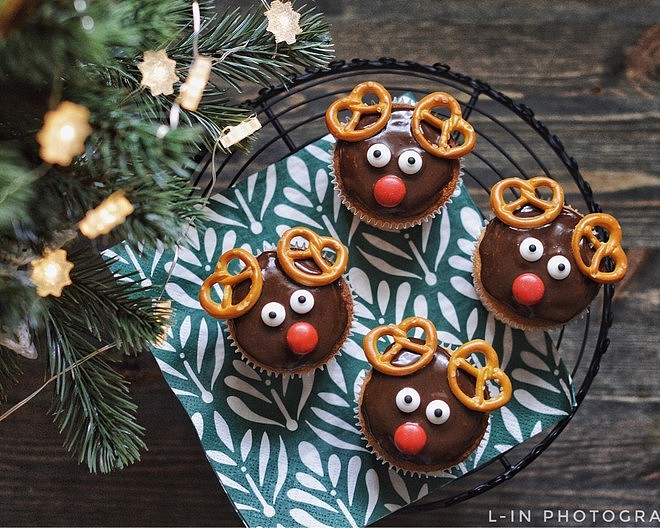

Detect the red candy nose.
[
  {"left": 286, "top": 322, "right": 319, "bottom": 355},
  {"left": 373, "top": 175, "right": 407, "bottom": 208},
  {"left": 512, "top": 273, "right": 545, "bottom": 306},
  {"left": 393, "top": 422, "right": 427, "bottom": 456}
]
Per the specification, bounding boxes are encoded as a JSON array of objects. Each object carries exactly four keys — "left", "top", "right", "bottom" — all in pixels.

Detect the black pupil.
[
  {"left": 373, "top": 150, "right": 381, "bottom": 158},
  {"left": 298, "top": 295, "right": 306, "bottom": 304},
  {"left": 404, "top": 395, "right": 412, "bottom": 404},
  {"left": 268, "top": 311, "right": 277, "bottom": 319},
  {"left": 558, "top": 263, "right": 566, "bottom": 271},
  {"left": 408, "top": 156, "right": 416, "bottom": 165},
  {"left": 529, "top": 244, "right": 537, "bottom": 252},
  {"left": 434, "top": 408, "right": 443, "bottom": 417}
]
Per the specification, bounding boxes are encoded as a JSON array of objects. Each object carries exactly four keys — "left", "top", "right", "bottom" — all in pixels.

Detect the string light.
[
  {"left": 219, "top": 115, "right": 262, "bottom": 149},
  {"left": 78, "top": 190, "right": 134, "bottom": 239},
  {"left": 36, "top": 101, "right": 92, "bottom": 166},
  {"left": 30, "top": 249, "right": 74, "bottom": 297},
  {"left": 178, "top": 55, "right": 212, "bottom": 111},
  {"left": 151, "top": 300, "right": 173, "bottom": 347},
  {"left": 264, "top": 0, "right": 302, "bottom": 45},
  {"left": 138, "top": 49, "right": 179, "bottom": 97}
]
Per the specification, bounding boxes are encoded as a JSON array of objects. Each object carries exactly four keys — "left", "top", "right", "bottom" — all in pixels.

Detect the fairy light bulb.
[
  {"left": 30, "top": 249, "right": 74, "bottom": 297},
  {"left": 264, "top": 0, "right": 302, "bottom": 44},
  {"left": 138, "top": 49, "right": 178, "bottom": 97},
  {"left": 36, "top": 101, "right": 92, "bottom": 166},
  {"left": 178, "top": 55, "right": 212, "bottom": 111},
  {"left": 78, "top": 190, "right": 134, "bottom": 239}
]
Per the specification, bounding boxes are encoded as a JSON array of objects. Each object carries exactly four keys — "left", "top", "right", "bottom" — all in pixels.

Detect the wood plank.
[{"left": 1, "top": 1, "right": 657, "bottom": 525}]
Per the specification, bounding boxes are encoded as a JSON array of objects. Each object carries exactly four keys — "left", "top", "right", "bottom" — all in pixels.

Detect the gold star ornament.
[
  {"left": 36, "top": 101, "right": 92, "bottom": 166},
  {"left": 264, "top": 0, "right": 302, "bottom": 45},
  {"left": 138, "top": 49, "right": 179, "bottom": 97},
  {"left": 30, "top": 249, "right": 74, "bottom": 297}
]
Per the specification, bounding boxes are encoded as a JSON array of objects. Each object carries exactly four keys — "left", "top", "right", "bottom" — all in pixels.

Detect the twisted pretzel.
[
  {"left": 199, "top": 248, "right": 263, "bottom": 319},
  {"left": 363, "top": 317, "right": 438, "bottom": 376},
  {"left": 325, "top": 81, "right": 393, "bottom": 142},
  {"left": 410, "top": 91, "right": 476, "bottom": 158},
  {"left": 571, "top": 213, "right": 627, "bottom": 284},
  {"left": 490, "top": 176, "right": 565, "bottom": 228},
  {"left": 447, "top": 339, "right": 511, "bottom": 412},
  {"left": 276, "top": 227, "right": 348, "bottom": 287}
]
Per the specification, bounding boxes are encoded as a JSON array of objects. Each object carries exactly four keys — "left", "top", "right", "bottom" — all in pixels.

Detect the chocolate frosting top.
[
  {"left": 333, "top": 105, "right": 460, "bottom": 224},
  {"left": 230, "top": 251, "right": 352, "bottom": 374},
  {"left": 360, "top": 342, "right": 488, "bottom": 472},
  {"left": 477, "top": 206, "right": 601, "bottom": 325}
]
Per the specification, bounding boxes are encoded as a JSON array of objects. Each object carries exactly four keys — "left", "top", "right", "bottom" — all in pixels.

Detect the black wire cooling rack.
[{"left": 192, "top": 58, "right": 615, "bottom": 510}]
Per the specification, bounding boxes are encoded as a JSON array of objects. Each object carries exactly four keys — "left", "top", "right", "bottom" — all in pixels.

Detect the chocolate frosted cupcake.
[
  {"left": 199, "top": 226, "right": 353, "bottom": 376},
  {"left": 358, "top": 317, "right": 511, "bottom": 474},
  {"left": 325, "top": 81, "right": 476, "bottom": 230},
  {"left": 473, "top": 176, "right": 628, "bottom": 330}
]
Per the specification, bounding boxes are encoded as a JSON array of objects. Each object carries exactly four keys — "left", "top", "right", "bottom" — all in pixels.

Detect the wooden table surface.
[{"left": 1, "top": 1, "right": 658, "bottom": 526}]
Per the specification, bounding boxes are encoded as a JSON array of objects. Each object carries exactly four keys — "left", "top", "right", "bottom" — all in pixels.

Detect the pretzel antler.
[
  {"left": 411, "top": 91, "right": 476, "bottom": 158},
  {"left": 199, "top": 248, "right": 263, "bottom": 319},
  {"left": 490, "top": 176, "right": 565, "bottom": 228},
  {"left": 325, "top": 81, "right": 393, "bottom": 142},
  {"left": 447, "top": 339, "right": 511, "bottom": 412},
  {"left": 362, "top": 317, "right": 438, "bottom": 376},
  {"left": 571, "top": 213, "right": 627, "bottom": 284},
  {"left": 276, "top": 227, "right": 348, "bottom": 287}
]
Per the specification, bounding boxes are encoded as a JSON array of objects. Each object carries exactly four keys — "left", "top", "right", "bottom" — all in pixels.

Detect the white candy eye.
[
  {"left": 395, "top": 387, "right": 421, "bottom": 413},
  {"left": 519, "top": 237, "right": 544, "bottom": 262},
  {"left": 260, "top": 302, "right": 286, "bottom": 327},
  {"left": 547, "top": 255, "right": 571, "bottom": 280},
  {"left": 366, "top": 143, "right": 391, "bottom": 168},
  {"left": 425, "top": 400, "right": 451, "bottom": 425},
  {"left": 397, "top": 150, "right": 423, "bottom": 175},
  {"left": 289, "top": 289, "right": 314, "bottom": 314}
]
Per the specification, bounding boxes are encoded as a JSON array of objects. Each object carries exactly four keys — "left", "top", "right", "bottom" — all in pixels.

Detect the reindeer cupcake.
[
  {"left": 325, "top": 81, "right": 476, "bottom": 230},
  {"left": 473, "top": 176, "right": 628, "bottom": 330},
  {"left": 199, "top": 227, "right": 353, "bottom": 375},
  {"left": 357, "top": 317, "right": 511, "bottom": 474}
]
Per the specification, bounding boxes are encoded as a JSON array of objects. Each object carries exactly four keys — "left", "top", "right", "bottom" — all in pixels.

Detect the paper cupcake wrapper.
[{"left": 106, "top": 133, "right": 576, "bottom": 528}]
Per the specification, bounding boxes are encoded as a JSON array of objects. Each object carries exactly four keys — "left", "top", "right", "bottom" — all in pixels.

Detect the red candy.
[
  {"left": 286, "top": 322, "right": 319, "bottom": 355},
  {"left": 512, "top": 273, "right": 545, "bottom": 306},
  {"left": 373, "top": 175, "right": 407, "bottom": 208},
  {"left": 393, "top": 422, "right": 427, "bottom": 455}
]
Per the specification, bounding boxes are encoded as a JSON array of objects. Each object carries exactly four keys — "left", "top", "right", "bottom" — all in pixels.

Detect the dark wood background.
[{"left": 1, "top": 1, "right": 658, "bottom": 526}]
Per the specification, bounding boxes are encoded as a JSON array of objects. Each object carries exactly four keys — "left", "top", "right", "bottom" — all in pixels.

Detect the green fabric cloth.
[{"left": 108, "top": 134, "right": 575, "bottom": 527}]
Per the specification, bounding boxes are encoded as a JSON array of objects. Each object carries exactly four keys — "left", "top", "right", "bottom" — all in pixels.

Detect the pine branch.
[
  {"left": 177, "top": 3, "right": 334, "bottom": 92},
  {"left": 41, "top": 243, "right": 170, "bottom": 472},
  {"left": 0, "top": 346, "right": 22, "bottom": 401},
  {"left": 0, "top": 144, "right": 37, "bottom": 231}
]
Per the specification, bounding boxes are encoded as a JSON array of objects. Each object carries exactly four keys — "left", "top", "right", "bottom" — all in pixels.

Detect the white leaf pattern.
[{"left": 106, "top": 129, "right": 576, "bottom": 528}]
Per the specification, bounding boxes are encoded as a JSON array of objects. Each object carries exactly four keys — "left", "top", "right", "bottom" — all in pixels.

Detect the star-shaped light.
[
  {"left": 36, "top": 101, "right": 92, "bottom": 166},
  {"left": 264, "top": 0, "right": 302, "bottom": 45},
  {"left": 138, "top": 49, "right": 179, "bottom": 97},
  {"left": 78, "top": 190, "right": 134, "bottom": 239},
  {"left": 30, "top": 249, "right": 74, "bottom": 297}
]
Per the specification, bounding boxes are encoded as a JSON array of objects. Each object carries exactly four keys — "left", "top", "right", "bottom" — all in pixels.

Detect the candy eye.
[
  {"left": 289, "top": 289, "right": 314, "bottom": 314},
  {"left": 366, "top": 143, "right": 391, "bottom": 168},
  {"left": 395, "top": 387, "right": 421, "bottom": 413},
  {"left": 425, "top": 400, "right": 451, "bottom": 425},
  {"left": 519, "top": 237, "right": 544, "bottom": 262},
  {"left": 397, "top": 150, "right": 423, "bottom": 175},
  {"left": 260, "top": 302, "right": 286, "bottom": 327},
  {"left": 547, "top": 255, "right": 571, "bottom": 280}
]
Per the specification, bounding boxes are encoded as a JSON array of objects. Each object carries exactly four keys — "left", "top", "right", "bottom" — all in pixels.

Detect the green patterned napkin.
[{"left": 107, "top": 134, "right": 575, "bottom": 527}]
